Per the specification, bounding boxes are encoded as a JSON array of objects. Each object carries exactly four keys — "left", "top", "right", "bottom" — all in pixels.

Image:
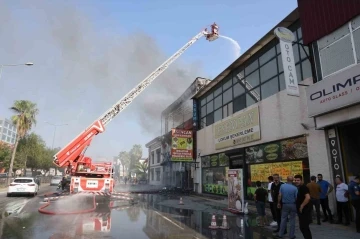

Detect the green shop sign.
[{"left": 202, "top": 183, "right": 228, "bottom": 196}]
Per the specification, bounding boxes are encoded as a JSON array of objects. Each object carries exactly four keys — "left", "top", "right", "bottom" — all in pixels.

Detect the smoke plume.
[{"left": 0, "top": 0, "right": 204, "bottom": 136}]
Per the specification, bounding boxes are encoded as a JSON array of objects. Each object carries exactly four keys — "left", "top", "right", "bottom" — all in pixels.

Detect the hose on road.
[{"left": 38, "top": 195, "right": 96, "bottom": 215}]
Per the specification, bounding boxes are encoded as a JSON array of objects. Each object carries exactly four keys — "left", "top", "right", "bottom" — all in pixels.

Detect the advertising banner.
[
  {"left": 228, "top": 169, "right": 244, "bottom": 213},
  {"left": 306, "top": 64, "right": 360, "bottom": 117},
  {"left": 171, "top": 129, "right": 193, "bottom": 162},
  {"left": 214, "top": 106, "right": 261, "bottom": 150},
  {"left": 250, "top": 161, "right": 303, "bottom": 182},
  {"left": 274, "top": 27, "right": 300, "bottom": 96}
]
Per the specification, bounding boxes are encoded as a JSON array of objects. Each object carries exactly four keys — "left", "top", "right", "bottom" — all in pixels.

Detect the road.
[{"left": 0, "top": 186, "right": 359, "bottom": 239}]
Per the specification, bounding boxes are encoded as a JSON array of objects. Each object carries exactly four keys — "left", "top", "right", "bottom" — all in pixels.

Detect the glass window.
[
  {"left": 2, "top": 128, "right": 7, "bottom": 134},
  {"left": 223, "top": 105, "right": 228, "bottom": 119},
  {"left": 223, "top": 87, "right": 232, "bottom": 104},
  {"left": 206, "top": 113, "right": 214, "bottom": 126},
  {"left": 228, "top": 102, "right": 233, "bottom": 115},
  {"left": 206, "top": 93, "right": 213, "bottom": 102},
  {"left": 276, "top": 43, "right": 280, "bottom": 55},
  {"left": 206, "top": 101, "right": 214, "bottom": 113},
  {"left": 245, "top": 59, "right": 258, "bottom": 75},
  {"left": 200, "top": 98, "right": 206, "bottom": 106},
  {"left": 5, "top": 122, "right": 9, "bottom": 128},
  {"left": 214, "top": 95, "right": 222, "bottom": 109},
  {"left": 223, "top": 78, "right": 232, "bottom": 90},
  {"left": 233, "top": 70, "right": 244, "bottom": 84},
  {"left": 279, "top": 73, "right": 286, "bottom": 91},
  {"left": 214, "top": 108, "right": 222, "bottom": 123},
  {"left": 297, "top": 27, "right": 302, "bottom": 39},
  {"left": 299, "top": 40, "right": 309, "bottom": 60},
  {"left": 0, "top": 120, "right": 2, "bottom": 125},
  {"left": 11, "top": 138, "right": 15, "bottom": 144},
  {"left": 296, "top": 63, "right": 302, "bottom": 82},
  {"left": 277, "top": 54, "right": 283, "bottom": 73},
  {"left": 246, "top": 70, "right": 260, "bottom": 88},
  {"left": 293, "top": 43, "right": 300, "bottom": 63},
  {"left": 260, "top": 58, "right": 277, "bottom": 83},
  {"left": 233, "top": 94, "right": 246, "bottom": 113},
  {"left": 233, "top": 82, "right": 245, "bottom": 98},
  {"left": 261, "top": 77, "right": 279, "bottom": 100},
  {"left": 302, "top": 59, "right": 312, "bottom": 80},
  {"left": 214, "top": 87, "right": 222, "bottom": 97},
  {"left": 6, "top": 137, "right": 10, "bottom": 142},
  {"left": 259, "top": 47, "right": 276, "bottom": 65},
  {"left": 1, "top": 135, "right": 5, "bottom": 140},
  {"left": 201, "top": 117, "right": 206, "bottom": 128},
  {"left": 247, "top": 88, "right": 260, "bottom": 107},
  {"left": 201, "top": 106, "right": 206, "bottom": 118}
]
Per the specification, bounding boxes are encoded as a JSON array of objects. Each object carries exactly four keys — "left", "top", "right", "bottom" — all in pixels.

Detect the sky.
[{"left": 0, "top": 0, "right": 298, "bottom": 160}]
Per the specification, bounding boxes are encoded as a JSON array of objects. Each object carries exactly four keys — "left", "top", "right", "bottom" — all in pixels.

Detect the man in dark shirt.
[
  {"left": 317, "top": 174, "right": 334, "bottom": 223},
  {"left": 295, "top": 174, "right": 312, "bottom": 239},
  {"left": 348, "top": 175, "right": 360, "bottom": 233},
  {"left": 271, "top": 174, "right": 286, "bottom": 234},
  {"left": 254, "top": 181, "right": 268, "bottom": 226}
]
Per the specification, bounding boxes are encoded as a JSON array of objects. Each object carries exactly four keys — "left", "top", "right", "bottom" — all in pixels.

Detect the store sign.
[
  {"left": 306, "top": 64, "right": 360, "bottom": 117},
  {"left": 274, "top": 27, "right": 300, "bottom": 97},
  {"left": 327, "top": 128, "right": 345, "bottom": 180},
  {"left": 214, "top": 106, "right": 260, "bottom": 150},
  {"left": 192, "top": 100, "right": 198, "bottom": 129},
  {"left": 171, "top": 129, "right": 193, "bottom": 162},
  {"left": 228, "top": 169, "right": 244, "bottom": 213}
]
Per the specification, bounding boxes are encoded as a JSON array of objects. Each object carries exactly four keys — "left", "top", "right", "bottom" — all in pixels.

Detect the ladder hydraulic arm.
[{"left": 53, "top": 23, "right": 219, "bottom": 169}]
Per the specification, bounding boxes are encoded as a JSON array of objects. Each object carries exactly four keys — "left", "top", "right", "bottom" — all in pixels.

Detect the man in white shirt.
[
  {"left": 268, "top": 176, "right": 277, "bottom": 226},
  {"left": 335, "top": 177, "right": 350, "bottom": 225}
]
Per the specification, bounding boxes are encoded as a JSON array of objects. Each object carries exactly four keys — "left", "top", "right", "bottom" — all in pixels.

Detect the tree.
[
  {"left": 0, "top": 142, "right": 12, "bottom": 171},
  {"left": 135, "top": 160, "right": 148, "bottom": 180},
  {"left": 8, "top": 100, "right": 39, "bottom": 176},
  {"left": 118, "top": 151, "right": 130, "bottom": 178},
  {"left": 128, "top": 144, "right": 143, "bottom": 174}
]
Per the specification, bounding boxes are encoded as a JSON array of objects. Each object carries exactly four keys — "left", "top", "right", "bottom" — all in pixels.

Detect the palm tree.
[
  {"left": 8, "top": 100, "right": 39, "bottom": 177},
  {"left": 118, "top": 151, "right": 129, "bottom": 178},
  {"left": 135, "top": 160, "right": 148, "bottom": 179}
]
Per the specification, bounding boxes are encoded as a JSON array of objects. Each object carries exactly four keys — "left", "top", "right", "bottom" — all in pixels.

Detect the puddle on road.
[{"left": 1, "top": 194, "right": 275, "bottom": 239}]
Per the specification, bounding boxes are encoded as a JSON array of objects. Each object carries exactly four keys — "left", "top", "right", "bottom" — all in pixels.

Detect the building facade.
[
  {"left": 299, "top": 0, "right": 360, "bottom": 185},
  {"left": 0, "top": 118, "right": 17, "bottom": 145},
  {"left": 145, "top": 137, "right": 163, "bottom": 186},
  {"left": 192, "top": 9, "right": 332, "bottom": 204}
]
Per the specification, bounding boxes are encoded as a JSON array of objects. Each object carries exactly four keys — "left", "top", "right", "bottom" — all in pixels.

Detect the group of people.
[{"left": 253, "top": 173, "right": 360, "bottom": 239}]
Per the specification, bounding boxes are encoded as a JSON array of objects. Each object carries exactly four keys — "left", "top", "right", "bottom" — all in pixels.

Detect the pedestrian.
[
  {"left": 294, "top": 174, "right": 313, "bottom": 239},
  {"left": 271, "top": 174, "right": 287, "bottom": 234},
  {"left": 317, "top": 173, "right": 334, "bottom": 223},
  {"left": 267, "top": 175, "right": 277, "bottom": 226},
  {"left": 334, "top": 176, "right": 350, "bottom": 225},
  {"left": 254, "top": 181, "right": 268, "bottom": 226},
  {"left": 307, "top": 175, "right": 322, "bottom": 225},
  {"left": 348, "top": 175, "right": 360, "bottom": 233},
  {"left": 275, "top": 176, "right": 297, "bottom": 239}
]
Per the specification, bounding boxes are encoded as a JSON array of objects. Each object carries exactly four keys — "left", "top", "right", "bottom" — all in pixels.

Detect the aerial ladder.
[{"left": 53, "top": 23, "right": 219, "bottom": 195}]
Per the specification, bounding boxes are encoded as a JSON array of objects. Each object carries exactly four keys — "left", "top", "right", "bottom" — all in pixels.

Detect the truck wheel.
[{"left": 6, "top": 193, "right": 11, "bottom": 197}]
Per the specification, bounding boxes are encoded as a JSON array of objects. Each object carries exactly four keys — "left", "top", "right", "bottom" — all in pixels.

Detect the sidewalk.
[
  {"left": 190, "top": 194, "right": 359, "bottom": 238},
  {"left": 0, "top": 187, "right": 8, "bottom": 192}
]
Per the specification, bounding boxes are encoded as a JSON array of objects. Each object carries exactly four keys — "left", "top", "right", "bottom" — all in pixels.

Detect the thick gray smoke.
[{"left": 0, "top": 1, "right": 204, "bottom": 136}]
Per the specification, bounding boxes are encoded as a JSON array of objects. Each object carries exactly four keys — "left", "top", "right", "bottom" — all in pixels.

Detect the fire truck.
[{"left": 52, "top": 23, "right": 219, "bottom": 195}]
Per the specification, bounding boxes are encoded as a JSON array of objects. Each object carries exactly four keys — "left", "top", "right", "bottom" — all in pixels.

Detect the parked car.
[
  {"left": 7, "top": 177, "right": 39, "bottom": 197},
  {"left": 50, "top": 176, "right": 62, "bottom": 186}
]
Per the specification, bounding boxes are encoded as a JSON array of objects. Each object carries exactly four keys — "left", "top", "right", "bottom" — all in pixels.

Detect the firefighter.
[{"left": 61, "top": 176, "right": 67, "bottom": 191}]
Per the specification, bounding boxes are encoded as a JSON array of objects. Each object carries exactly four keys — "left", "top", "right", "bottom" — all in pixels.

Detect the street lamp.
[
  {"left": 44, "top": 121, "right": 68, "bottom": 149},
  {"left": 0, "top": 62, "right": 34, "bottom": 80}
]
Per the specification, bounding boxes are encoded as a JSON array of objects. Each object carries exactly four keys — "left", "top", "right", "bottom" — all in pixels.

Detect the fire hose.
[{"left": 38, "top": 195, "right": 96, "bottom": 215}]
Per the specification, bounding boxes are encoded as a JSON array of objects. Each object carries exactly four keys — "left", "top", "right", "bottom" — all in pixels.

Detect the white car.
[{"left": 7, "top": 177, "right": 39, "bottom": 197}]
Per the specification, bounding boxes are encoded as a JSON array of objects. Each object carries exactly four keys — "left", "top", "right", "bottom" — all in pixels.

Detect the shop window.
[
  {"left": 261, "top": 77, "right": 279, "bottom": 100},
  {"left": 260, "top": 58, "right": 277, "bottom": 83},
  {"left": 245, "top": 70, "right": 260, "bottom": 88},
  {"left": 245, "top": 136, "right": 310, "bottom": 200},
  {"left": 301, "top": 59, "right": 312, "bottom": 80},
  {"left": 156, "top": 149, "right": 161, "bottom": 163},
  {"left": 206, "top": 100, "right": 213, "bottom": 113},
  {"left": 214, "top": 87, "right": 222, "bottom": 97},
  {"left": 279, "top": 73, "right": 285, "bottom": 91},
  {"left": 259, "top": 47, "right": 276, "bottom": 65},
  {"left": 156, "top": 168, "right": 161, "bottom": 181},
  {"left": 245, "top": 59, "right": 259, "bottom": 75},
  {"left": 233, "top": 94, "right": 246, "bottom": 113},
  {"left": 201, "top": 105, "right": 206, "bottom": 118},
  {"left": 206, "top": 93, "right": 214, "bottom": 102},
  {"left": 206, "top": 113, "right": 214, "bottom": 126},
  {"left": 223, "top": 87, "right": 232, "bottom": 104},
  {"left": 201, "top": 154, "right": 229, "bottom": 196},
  {"left": 223, "top": 78, "right": 232, "bottom": 90},
  {"left": 214, "top": 95, "right": 222, "bottom": 109},
  {"left": 233, "top": 82, "right": 245, "bottom": 98},
  {"left": 214, "top": 108, "right": 222, "bottom": 123}
]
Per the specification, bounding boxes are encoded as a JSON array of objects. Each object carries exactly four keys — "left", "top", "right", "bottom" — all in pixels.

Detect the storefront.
[{"left": 201, "top": 153, "right": 229, "bottom": 196}]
